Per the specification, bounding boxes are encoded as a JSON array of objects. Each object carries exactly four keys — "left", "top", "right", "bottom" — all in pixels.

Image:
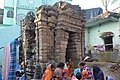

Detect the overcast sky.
[
  {"left": 0, "top": 0, "right": 4, "bottom": 9},
  {"left": 72, "top": 0, "right": 120, "bottom": 11},
  {"left": 72, "top": 0, "right": 103, "bottom": 9},
  {"left": 0, "top": 0, "right": 119, "bottom": 11}
]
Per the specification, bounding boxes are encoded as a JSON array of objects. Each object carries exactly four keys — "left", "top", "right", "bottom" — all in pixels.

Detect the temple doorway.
[{"left": 66, "top": 32, "right": 77, "bottom": 63}]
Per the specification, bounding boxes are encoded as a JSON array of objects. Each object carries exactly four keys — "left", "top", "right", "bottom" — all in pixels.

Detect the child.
[
  {"left": 64, "top": 63, "right": 71, "bottom": 77},
  {"left": 16, "top": 71, "right": 21, "bottom": 80},
  {"left": 71, "top": 72, "right": 82, "bottom": 80},
  {"left": 76, "top": 72, "right": 82, "bottom": 80},
  {"left": 62, "top": 72, "right": 68, "bottom": 80}
]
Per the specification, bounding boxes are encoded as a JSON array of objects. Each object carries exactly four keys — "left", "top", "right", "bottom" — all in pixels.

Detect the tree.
[
  {"left": 101, "top": 0, "right": 118, "bottom": 11},
  {"left": 111, "top": 0, "right": 118, "bottom": 4}
]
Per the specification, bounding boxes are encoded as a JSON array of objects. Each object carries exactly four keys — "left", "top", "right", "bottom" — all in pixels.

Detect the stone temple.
[{"left": 21, "top": 1, "right": 85, "bottom": 79}]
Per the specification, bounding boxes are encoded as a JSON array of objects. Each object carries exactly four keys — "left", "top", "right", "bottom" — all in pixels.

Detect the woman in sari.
[
  {"left": 42, "top": 64, "right": 55, "bottom": 80},
  {"left": 93, "top": 65, "right": 104, "bottom": 80},
  {"left": 68, "top": 57, "right": 74, "bottom": 69}
]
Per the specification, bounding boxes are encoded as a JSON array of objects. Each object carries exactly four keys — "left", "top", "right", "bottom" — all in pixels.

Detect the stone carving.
[
  {"left": 21, "top": 1, "right": 85, "bottom": 79},
  {"left": 21, "top": 15, "right": 36, "bottom": 79}
]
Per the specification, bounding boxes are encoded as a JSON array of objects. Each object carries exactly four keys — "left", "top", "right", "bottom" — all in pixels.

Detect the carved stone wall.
[
  {"left": 21, "top": 15, "right": 36, "bottom": 79},
  {"left": 35, "top": 2, "right": 85, "bottom": 65},
  {"left": 21, "top": 1, "right": 85, "bottom": 79},
  {"left": 34, "top": 5, "right": 57, "bottom": 67}
]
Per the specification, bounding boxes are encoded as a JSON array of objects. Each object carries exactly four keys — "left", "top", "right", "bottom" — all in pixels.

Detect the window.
[
  {"left": 27, "top": 11, "right": 35, "bottom": 17},
  {"left": 100, "top": 32, "right": 114, "bottom": 51},
  {"left": 7, "top": 10, "right": 14, "bottom": 18},
  {"left": 0, "top": 9, "right": 4, "bottom": 24},
  {"left": 104, "top": 36, "right": 113, "bottom": 51}
]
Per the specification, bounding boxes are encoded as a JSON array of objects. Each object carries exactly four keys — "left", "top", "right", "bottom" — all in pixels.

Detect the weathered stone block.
[{"left": 48, "top": 16, "right": 57, "bottom": 23}]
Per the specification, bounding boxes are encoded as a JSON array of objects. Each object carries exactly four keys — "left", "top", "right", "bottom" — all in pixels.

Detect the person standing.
[
  {"left": 53, "top": 62, "right": 65, "bottom": 80},
  {"left": 63, "top": 63, "right": 71, "bottom": 77},
  {"left": 93, "top": 65, "right": 104, "bottom": 80},
  {"left": 62, "top": 72, "right": 68, "bottom": 80},
  {"left": 79, "top": 62, "right": 93, "bottom": 80},
  {"left": 42, "top": 64, "right": 55, "bottom": 80},
  {"left": 68, "top": 57, "right": 74, "bottom": 70}
]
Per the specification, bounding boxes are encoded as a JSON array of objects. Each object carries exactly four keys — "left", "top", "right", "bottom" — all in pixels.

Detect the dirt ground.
[{"left": 86, "top": 62, "right": 120, "bottom": 80}]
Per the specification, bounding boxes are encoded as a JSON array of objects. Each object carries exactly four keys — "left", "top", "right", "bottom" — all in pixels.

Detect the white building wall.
[
  {"left": 85, "top": 28, "right": 89, "bottom": 46},
  {"left": 86, "top": 21, "right": 120, "bottom": 47}
]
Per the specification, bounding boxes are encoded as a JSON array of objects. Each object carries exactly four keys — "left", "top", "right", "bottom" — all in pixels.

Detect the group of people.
[{"left": 42, "top": 57, "right": 113, "bottom": 80}]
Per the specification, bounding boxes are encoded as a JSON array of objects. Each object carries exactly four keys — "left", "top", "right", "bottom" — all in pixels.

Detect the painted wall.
[
  {"left": 4, "top": 0, "right": 14, "bottom": 7},
  {"left": 17, "top": 9, "right": 35, "bottom": 16},
  {"left": 16, "top": 9, "right": 35, "bottom": 25},
  {"left": 85, "top": 20, "right": 120, "bottom": 47},
  {"left": 0, "top": 25, "right": 20, "bottom": 66},
  {"left": 3, "top": 8, "right": 14, "bottom": 25},
  {"left": 17, "top": 0, "right": 72, "bottom": 9},
  {"left": 2, "top": 0, "right": 72, "bottom": 25},
  {"left": 17, "top": 0, "right": 40, "bottom": 9}
]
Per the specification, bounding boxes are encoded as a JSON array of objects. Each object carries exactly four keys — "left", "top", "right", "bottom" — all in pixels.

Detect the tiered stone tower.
[{"left": 21, "top": 1, "right": 85, "bottom": 79}]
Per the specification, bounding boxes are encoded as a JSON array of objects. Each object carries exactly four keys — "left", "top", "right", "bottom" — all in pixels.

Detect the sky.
[
  {"left": 72, "top": 0, "right": 120, "bottom": 11},
  {"left": 0, "top": 0, "right": 4, "bottom": 9},
  {"left": 0, "top": 0, "right": 119, "bottom": 11},
  {"left": 72, "top": 0, "right": 103, "bottom": 9}
]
